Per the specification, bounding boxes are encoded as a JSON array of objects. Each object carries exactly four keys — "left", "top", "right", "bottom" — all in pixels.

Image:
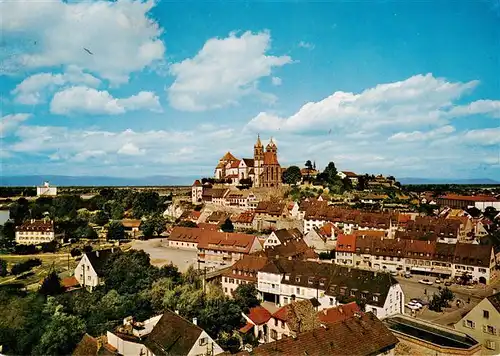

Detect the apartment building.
[
  {"left": 15, "top": 219, "right": 56, "bottom": 245},
  {"left": 221, "top": 255, "right": 269, "bottom": 297},
  {"left": 257, "top": 258, "right": 404, "bottom": 319}
]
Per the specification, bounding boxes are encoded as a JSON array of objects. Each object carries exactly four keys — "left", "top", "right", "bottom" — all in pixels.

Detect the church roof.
[
  {"left": 263, "top": 151, "right": 279, "bottom": 165},
  {"left": 254, "top": 135, "right": 263, "bottom": 147},
  {"left": 221, "top": 151, "right": 238, "bottom": 161}
]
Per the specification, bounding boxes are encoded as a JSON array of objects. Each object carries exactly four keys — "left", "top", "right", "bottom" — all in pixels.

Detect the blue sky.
[{"left": 1, "top": 0, "right": 499, "bottom": 179}]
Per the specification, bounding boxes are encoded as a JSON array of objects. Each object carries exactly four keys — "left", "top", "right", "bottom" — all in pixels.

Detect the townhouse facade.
[
  {"left": 257, "top": 258, "right": 404, "bottom": 319},
  {"left": 15, "top": 219, "right": 56, "bottom": 245},
  {"left": 350, "top": 235, "right": 496, "bottom": 284}
]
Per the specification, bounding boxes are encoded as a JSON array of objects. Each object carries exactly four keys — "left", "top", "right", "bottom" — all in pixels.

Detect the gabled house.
[
  {"left": 253, "top": 201, "right": 288, "bottom": 231},
  {"left": 240, "top": 306, "right": 272, "bottom": 343},
  {"left": 107, "top": 315, "right": 163, "bottom": 356},
  {"left": 144, "top": 309, "right": 224, "bottom": 356},
  {"left": 74, "top": 248, "right": 117, "bottom": 291},
  {"left": 334, "top": 234, "right": 356, "bottom": 266},
  {"left": 221, "top": 255, "right": 269, "bottom": 297},
  {"left": 303, "top": 223, "right": 337, "bottom": 254},
  {"left": 72, "top": 334, "right": 118, "bottom": 355},
  {"left": 454, "top": 291, "right": 500, "bottom": 355},
  {"left": 264, "top": 228, "right": 302, "bottom": 249}
]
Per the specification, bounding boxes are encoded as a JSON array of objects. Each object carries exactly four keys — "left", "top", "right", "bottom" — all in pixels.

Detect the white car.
[
  {"left": 405, "top": 303, "right": 420, "bottom": 310},
  {"left": 419, "top": 279, "right": 433, "bottom": 285},
  {"left": 409, "top": 300, "right": 423, "bottom": 308},
  {"left": 435, "top": 278, "right": 442, "bottom": 284}
]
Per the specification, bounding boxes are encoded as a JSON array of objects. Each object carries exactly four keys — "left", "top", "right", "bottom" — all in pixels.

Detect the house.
[
  {"left": 61, "top": 276, "right": 81, "bottom": 292},
  {"left": 74, "top": 248, "right": 117, "bottom": 291},
  {"left": 253, "top": 201, "right": 288, "bottom": 231},
  {"left": 15, "top": 219, "right": 56, "bottom": 245},
  {"left": 205, "top": 211, "right": 231, "bottom": 225},
  {"left": 303, "top": 223, "right": 337, "bottom": 254},
  {"left": 144, "top": 309, "right": 224, "bottom": 356},
  {"left": 163, "top": 204, "right": 184, "bottom": 220},
  {"left": 191, "top": 180, "right": 204, "bottom": 204},
  {"left": 242, "top": 312, "right": 399, "bottom": 356},
  {"left": 240, "top": 306, "right": 272, "bottom": 343},
  {"left": 257, "top": 258, "right": 404, "bottom": 319},
  {"left": 263, "top": 228, "right": 302, "bottom": 249},
  {"left": 197, "top": 231, "right": 263, "bottom": 270},
  {"left": 221, "top": 255, "right": 269, "bottom": 297},
  {"left": 107, "top": 314, "right": 163, "bottom": 356},
  {"left": 122, "top": 219, "right": 141, "bottom": 238},
  {"left": 232, "top": 211, "right": 255, "bottom": 230},
  {"left": 73, "top": 334, "right": 118, "bottom": 355},
  {"left": 167, "top": 227, "right": 206, "bottom": 250},
  {"left": 334, "top": 234, "right": 356, "bottom": 266},
  {"left": 437, "top": 194, "right": 500, "bottom": 211},
  {"left": 454, "top": 291, "right": 500, "bottom": 355},
  {"left": 317, "top": 301, "right": 362, "bottom": 324},
  {"left": 337, "top": 171, "right": 359, "bottom": 186},
  {"left": 37, "top": 181, "right": 57, "bottom": 196}
]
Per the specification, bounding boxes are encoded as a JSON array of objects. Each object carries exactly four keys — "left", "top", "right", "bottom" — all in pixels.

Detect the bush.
[
  {"left": 83, "top": 245, "right": 93, "bottom": 254},
  {"left": 41, "top": 241, "right": 58, "bottom": 253},
  {"left": 11, "top": 258, "right": 42, "bottom": 275},
  {"left": 0, "top": 258, "right": 8, "bottom": 277},
  {"left": 14, "top": 244, "right": 37, "bottom": 255}
]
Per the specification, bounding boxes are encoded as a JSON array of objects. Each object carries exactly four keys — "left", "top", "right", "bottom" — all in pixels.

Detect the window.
[
  {"left": 464, "top": 320, "right": 475, "bottom": 329},
  {"left": 270, "top": 329, "right": 278, "bottom": 340},
  {"left": 483, "top": 325, "right": 497, "bottom": 335},
  {"left": 486, "top": 340, "right": 496, "bottom": 350},
  {"left": 281, "top": 321, "right": 285, "bottom": 329},
  {"left": 274, "top": 318, "right": 278, "bottom": 327},
  {"left": 483, "top": 310, "right": 489, "bottom": 319},
  {"left": 371, "top": 308, "right": 377, "bottom": 316},
  {"left": 329, "top": 298, "right": 334, "bottom": 306},
  {"left": 199, "top": 337, "right": 208, "bottom": 346},
  {"left": 373, "top": 295, "right": 378, "bottom": 302}
]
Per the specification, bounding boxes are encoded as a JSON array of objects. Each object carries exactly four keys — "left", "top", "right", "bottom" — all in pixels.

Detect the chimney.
[
  {"left": 427, "top": 240, "right": 430, "bottom": 244},
  {"left": 111, "top": 247, "right": 114, "bottom": 253},
  {"left": 339, "top": 307, "right": 343, "bottom": 314},
  {"left": 175, "top": 310, "right": 179, "bottom": 314},
  {"left": 323, "top": 308, "right": 328, "bottom": 316},
  {"left": 192, "top": 317, "right": 198, "bottom": 325}
]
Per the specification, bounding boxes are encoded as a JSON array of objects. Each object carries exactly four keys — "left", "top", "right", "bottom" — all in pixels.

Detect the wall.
[
  {"left": 454, "top": 297, "right": 500, "bottom": 355},
  {"left": 187, "top": 331, "right": 224, "bottom": 356},
  {"left": 107, "top": 331, "right": 152, "bottom": 356},
  {"left": 74, "top": 255, "right": 99, "bottom": 289},
  {"left": 168, "top": 240, "right": 198, "bottom": 250}
]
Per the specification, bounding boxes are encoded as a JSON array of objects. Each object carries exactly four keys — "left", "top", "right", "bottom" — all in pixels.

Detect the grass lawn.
[{"left": 0, "top": 253, "right": 78, "bottom": 289}]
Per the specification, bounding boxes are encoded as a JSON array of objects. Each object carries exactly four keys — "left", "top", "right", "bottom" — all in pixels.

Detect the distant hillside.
[
  {"left": 399, "top": 177, "right": 500, "bottom": 185},
  {"left": 0, "top": 175, "right": 199, "bottom": 187}
]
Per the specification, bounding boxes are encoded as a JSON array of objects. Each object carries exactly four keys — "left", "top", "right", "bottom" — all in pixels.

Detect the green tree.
[
  {"left": 179, "top": 220, "right": 198, "bottom": 228},
  {"left": 132, "top": 191, "right": 161, "bottom": 219},
  {"left": 141, "top": 215, "right": 167, "bottom": 237},
  {"left": 75, "top": 225, "right": 98, "bottom": 239},
  {"left": 107, "top": 220, "right": 125, "bottom": 240},
  {"left": 91, "top": 210, "right": 109, "bottom": 226},
  {"left": 52, "top": 195, "right": 83, "bottom": 219},
  {"left": 0, "top": 258, "right": 7, "bottom": 276},
  {"left": 198, "top": 298, "right": 243, "bottom": 338},
  {"left": 104, "top": 200, "right": 125, "bottom": 220},
  {"left": 305, "top": 160, "right": 313, "bottom": 170},
  {"left": 220, "top": 218, "right": 234, "bottom": 233},
  {"left": 39, "top": 271, "right": 64, "bottom": 296},
  {"left": 233, "top": 284, "right": 259, "bottom": 313},
  {"left": 0, "top": 220, "right": 16, "bottom": 251},
  {"left": 9, "top": 198, "right": 30, "bottom": 224},
  {"left": 33, "top": 309, "right": 85, "bottom": 355},
  {"left": 282, "top": 166, "right": 302, "bottom": 185},
  {"left": 323, "top": 162, "right": 339, "bottom": 185}
]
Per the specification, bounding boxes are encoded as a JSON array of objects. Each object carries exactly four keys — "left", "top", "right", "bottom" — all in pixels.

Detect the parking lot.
[{"left": 130, "top": 239, "right": 198, "bottom": 273}]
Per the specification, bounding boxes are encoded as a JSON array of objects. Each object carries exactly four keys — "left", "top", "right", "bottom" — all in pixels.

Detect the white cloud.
[
  {"left": 271, "top": 77, "right": 282, "bottom": 86},
  {"left": 446, "top": 100, "right": 500, "bottom": 118},
  {"left": 117, "top": 143, "right": 145, "bottom": 156},
  {"left": 1, "top": 0, "right": 165, "bottom": 84},
  {"left": 50, "top": 86, "right": 162, "bottom": 115},
  {"left": 298, "top": 41, "right": 315, "bottom": 50},
  {"left": 11, "top": 65, "right": 101, "bottom": 105},
  {"left": 167, "top": 30, "right": 292, "bottom": 111},
  {"left": 246, "top": 74, "right": 482, "bottom": 133},
  {"left": 463, "top": 128, "right": 500, "bottom": 145},
  {"left": 0, "top": 113, "right": 31, "bottom": 137},
  {"left": 388, "top": 125, "right": 456, "bottom": 142}
]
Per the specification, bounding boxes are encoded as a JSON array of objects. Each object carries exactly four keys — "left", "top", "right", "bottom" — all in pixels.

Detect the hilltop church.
[{"left": 214, "top": 136, "right": 282, "bottom": 188}]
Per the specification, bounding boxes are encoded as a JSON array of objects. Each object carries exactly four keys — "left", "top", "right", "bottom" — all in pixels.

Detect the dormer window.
[
  {"left": 296, "top": 276, "right": 301, "bottom": 283},
  {"left": 308, "top": 277, "right": 314, "bottom": 285},
  {"left": 373, "top": 295, "right": 378, "bottom": 302},
  {"left": 285, "top": 274, "right": 290, "bottom": 281}
]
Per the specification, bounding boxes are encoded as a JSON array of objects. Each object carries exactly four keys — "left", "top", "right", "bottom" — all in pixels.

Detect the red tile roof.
[
  {"left": 61, "top": 276, "right": 80, "bottom": 289},
  {"left": 192, "top": 180, "right": 202, "bottom": 187},
  {"left": 122, "top": 219, "right": 141, "bottom": 228},
  {"left": 352, "top": 230, "right": 386, "bottom": 238},
  {"left": 230, "top": 160, "right": 241, "bottom": 169},
  {"left": 232, "top": 211, "right": 255, "bottom": 224},
  {"left": 438, "top": 194, "right": 498, "bottom": 202},
  {"left": 198, "top": 231, "right": 259, "bottom": 254},
  {"left": 169, "top": 227, "right": 205, "bottom": 243},
  {"left": 317, "top": 302, "right": 362, "bottom": 324},
  {"left": 239, "top": 322, "right": 254, "bottom": 334},
  {"left": 197, "top": 223, "right": 220, "bottom": 231},
  {"left": 246, "top": 306, "right": 272, "bottom": 325},
  {"left": 336, "top": 234, "right": 356, "bottom": 252},
  {"left": 16, "top": 219, "right": 54, "bottom": 232},
  {"left": 341, "top": 171, "right": 358, "bottom": 177},
  {"left": 263, "top": 151, "right": 279, "bottom": 165}
]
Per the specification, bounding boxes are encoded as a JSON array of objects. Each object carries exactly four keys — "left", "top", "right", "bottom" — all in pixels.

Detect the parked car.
[
  {"left": 435, "top": 278, "right": 442, "bottom": 284},
  {"left": 444, "top": 281, "right": 452, "bottom": 286},
  {"left": 404, "top": 272, "right": 412, "bottom": 278},
  {"left": 408, "top": 301, "right": 423, "bottom": 309},
  {"left": 412, "top": 298, "right": 429, "bottom": 306},
  {"left": 405, "top": 303, "right": 420, "bottom": 311},
  {"left": 419, "top": 279, "right": 433, "bottom": 285},
  {"left": 390, "top": 271, "right": 398, "bottom": 276}
]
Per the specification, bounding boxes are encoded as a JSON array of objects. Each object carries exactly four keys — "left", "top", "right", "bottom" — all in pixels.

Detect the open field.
[{"left": 0, "top": 253, "right": 78, "bottom": 289}]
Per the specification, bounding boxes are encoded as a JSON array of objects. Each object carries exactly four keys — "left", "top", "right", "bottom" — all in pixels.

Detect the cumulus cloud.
[
  {"left": 50, "top": 86, "right": 162, "bottom": 115},
  {"left": 245, "top": 74, "right": 483, "bottom": 133},
  {"left": 271, "top": 77, "right": 282, "bottom": 86},
  {"left": 167, "top": 30, "right": 292, "bottom": 111},
  {"left": 0, "top": 113, "right": 31, "bottom": 137},
  {"left": 463, "top": 127, "right": 500, "bottom": 145},
  {"left": 11, "top": 65, "right": 101, "bottom": 105},
  {"left": 1, "top": 0, "right": 165, "bottom": 84},
  {"left": 117, "top": 143, "right": 146, "bottom": 156},
  {"left": 388, "top": 125, "right": 456, "bottom": 142}
]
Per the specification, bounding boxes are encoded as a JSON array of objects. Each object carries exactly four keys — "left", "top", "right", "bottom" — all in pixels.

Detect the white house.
[
  {"left": 15, "top": 219, "right": 56, "bottom": 245},
  {"left": 37, "top": 181, "right": 57, "bottom": 196},
  {"left": 257, "top": 258, "right": 404, "bottom": 319},
  {"left": 74, "top": 248, "right": 117, "bottom": 291},
  {"left": 263, "top": 228, "right": 302, "bottom": 249},
  {"left": 107, "top": 315, "right": 163, "bottom": 356},
  {"left": 144, "top": 309, "right": 224, "bottom": 356}
]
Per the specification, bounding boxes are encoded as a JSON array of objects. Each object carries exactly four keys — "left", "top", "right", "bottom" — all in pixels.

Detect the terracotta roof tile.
[
  {"left": 198, "top": 231, "right": 259, "bottom": 254},
  {"left": 247, "top": 306, "right": 272, "bottom": 325},
  {"left": 317, "top": 302, "right": 362, "bottom": 324},
  {"left": 336, "top": 234, "right": 356, "bottom": 252}
]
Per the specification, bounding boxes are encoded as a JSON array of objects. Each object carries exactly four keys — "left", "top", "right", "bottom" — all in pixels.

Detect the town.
[{"left": 1, "top": 138, "right": 499, "bottom": 356}]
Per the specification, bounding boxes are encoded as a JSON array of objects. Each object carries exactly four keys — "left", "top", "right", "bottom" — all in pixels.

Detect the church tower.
[{"left": 253, "top": 135, "right": 264, "bottom": 187}]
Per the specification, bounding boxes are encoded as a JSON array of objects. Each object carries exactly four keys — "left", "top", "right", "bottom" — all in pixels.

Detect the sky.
[{"left": 1, "top": 0, "right": 499, "bottom": 180}]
